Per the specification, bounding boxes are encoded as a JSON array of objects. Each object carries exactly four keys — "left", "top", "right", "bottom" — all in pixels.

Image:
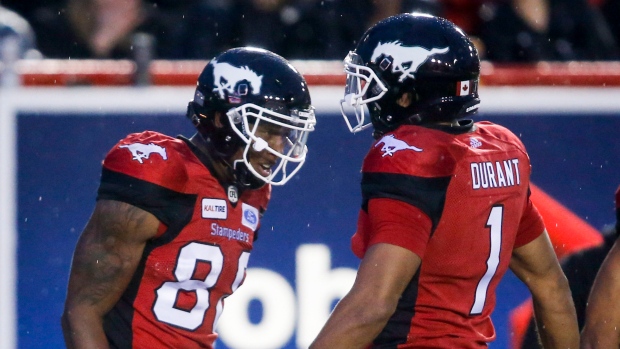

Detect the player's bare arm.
[
  {"left": 62, "top": 199, "right": 159, "bottom": 349},
  {"left": 510, "top": 230, "right": 579, "bottom": 349},
  {"left": 309, "top": 243, "right": 421, "bottom": 349},
  {"left": 581, "top": 238, "right": 620, "bottom": 349}
]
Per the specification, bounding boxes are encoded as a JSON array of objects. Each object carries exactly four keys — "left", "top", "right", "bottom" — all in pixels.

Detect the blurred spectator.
[
  {"left": 599, "top": 0, "right": 620, "bottom": 47},
  {"left": 167, "top": 0, "right": 237, "bottom": 59},
  {"left": 217, "top": 0, "right": 447, "bottom": 60},
  {"left": 15, "top": 0, "right": 620, "bottom": 62},
  {"left": 181, "top": 0, "right": 371, "bottom": 60},
  {"left": 0, "top": 0, "right": 483, "bottom": 61},
  {"left": 520, "top": 185, "right": 620, "bottom": 348},
  {"left": 327, "top": 0, "right": 443, "bottom": 57},
  {"left": 147, "top": 0, "right": 198, "bottom": 9},
  {"left": 368, "top": 0, "right": 443, "bottom": 26},
  {"left": 222, "top": 0, "right": 346, "bottom": 59},
  {"left": 365, "top": 0, "right": 488, "bottom": 58},
  {"left": 28, "top": 0, "right": 206, "bottom": 59},
  {"left": 0, "top": 3, "right": 41, "bottom": 59},
  {"left": 1, "top": 0, "right": 63, "bottom": 25},
  {"left": 368, "top": 0, "right": 481, "bottom": 33},
  {"left": 236, "top": 0, "right": 287, "bottom": 54},
  {"left": 441, "top": 0, "right": 485, "bottom": 35},
  {"left": 317, "top": 0, "right": 374, "bottom": 58},
  {"left": 478, "top": 0, "right": 619, "bottom": 62}
]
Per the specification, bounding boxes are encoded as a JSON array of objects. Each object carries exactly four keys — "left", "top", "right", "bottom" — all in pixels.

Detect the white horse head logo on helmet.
[
  {"left": 211, "top": 58, "right": 263, "bottom": 99},
  {"left": 371, "top": 41, "right": 449, "bottom": 82}
]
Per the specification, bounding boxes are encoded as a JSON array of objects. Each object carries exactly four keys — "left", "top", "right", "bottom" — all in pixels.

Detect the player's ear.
[
  {"left": 397, "top": 92, "right": 413, "bottom": 108},
  {"left": 213, "top": 111, "right": 225, "bottom": 128}
]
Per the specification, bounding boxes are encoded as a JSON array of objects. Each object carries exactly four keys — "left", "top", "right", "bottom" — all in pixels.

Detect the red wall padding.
[{"left": 14, "top": 59, "right": 620, "bottom": 87}]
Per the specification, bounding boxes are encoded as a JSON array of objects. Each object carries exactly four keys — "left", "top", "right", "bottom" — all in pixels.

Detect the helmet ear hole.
[
  {"left": 186, "top": 102, "right": 200, "bottom": 127},
  {"left": 213, "top": 112, "right": 225, "bottom": 128},
  {"left": 396, "top": 92, "right": 413, "bottom": 108}
]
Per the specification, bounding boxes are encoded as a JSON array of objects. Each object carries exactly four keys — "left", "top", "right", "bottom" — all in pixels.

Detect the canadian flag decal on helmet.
[
  {"left": 211, "top": 59, "right": 263, "bottom": 99},
  {"left": 457, "top": 80, "right": 471, "bottom": 96},
  {"left": 371, "top": 41, "right": 449, "bottom": 82}
]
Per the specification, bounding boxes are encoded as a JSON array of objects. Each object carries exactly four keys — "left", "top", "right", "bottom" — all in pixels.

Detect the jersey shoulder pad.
[
  {"left": 475, "top": 121, "right": 527, "bottom": 151},
  {"left": 102, "top": 131, "right": 191, "bottom": 191},
  {"left": 363, "top": 126, "right": 456, "bottom": 177},
  {"left": 241, "top": 184, "right": 271, "bottom": 215}
]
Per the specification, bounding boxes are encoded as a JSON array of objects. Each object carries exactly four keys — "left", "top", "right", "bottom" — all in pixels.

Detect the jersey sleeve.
[
  {"left": 96, "top": 131, "right": 196, "bottom": 227},
  {"left": 361, "top": 127, "right": 454, "bottom": 232},
  {"left": 352, "top": 198, "right": 432, "bottom": 259},
  {"left": 514, "top": 196, "right": 545, "bottom": 247},
  {"left": 101, "top": 131, "right": 189, "bottom": 191},
  {"left": 351, "top": 209, "right": 370, "bottom": 258}
]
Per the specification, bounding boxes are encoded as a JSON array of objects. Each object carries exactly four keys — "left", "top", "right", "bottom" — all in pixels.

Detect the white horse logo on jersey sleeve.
[
  {"left": 211, "top": 59, "right": 263, "bottom": 99},
  {"left": 375, "top": 134, "right": 423, "bottom": 157},
  {"left": 371, "top": 41, "right": 449, "bottom": 82},
  {"left": 119, "top": 143, "right": 168, "bottom": 164}
]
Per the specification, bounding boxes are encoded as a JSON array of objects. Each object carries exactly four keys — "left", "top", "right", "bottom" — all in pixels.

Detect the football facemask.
[
  {"left": 339, "top": 52, "right": 388, "bottom": 133},
  {"left": 227, "top": 103, "right": 316, "bottom": 186}
]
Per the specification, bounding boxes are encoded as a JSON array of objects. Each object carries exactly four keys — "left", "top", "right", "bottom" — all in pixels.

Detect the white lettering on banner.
[
  {"left": 216, "top": 244, "right": 356, "bottom": 349},
  {"left": 296, "top": 245, "right": 357, "bottom": 348},
  {"left": 217, "top": 268, "right": 295, "bottom": 349}
]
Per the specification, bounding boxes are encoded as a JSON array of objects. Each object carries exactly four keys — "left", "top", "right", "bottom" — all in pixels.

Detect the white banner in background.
[{"left": 217, "top": 244, "right": 356, "bottom": 349}]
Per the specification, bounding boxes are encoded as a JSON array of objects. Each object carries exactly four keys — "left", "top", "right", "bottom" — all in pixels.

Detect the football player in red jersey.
[
  {"left": 581, "top": 185, "right": 620, "bottom": 349},
  {"left": 310, "top": 13, "right": 578, "bottom": 349},
  {"left": 61, "top": 47, "right": 316, "bottom": 349}
]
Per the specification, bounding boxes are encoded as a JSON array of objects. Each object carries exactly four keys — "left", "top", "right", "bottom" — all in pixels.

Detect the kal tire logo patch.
[{"left": 202, "top": 198, "right": 228, "bottom": 219}]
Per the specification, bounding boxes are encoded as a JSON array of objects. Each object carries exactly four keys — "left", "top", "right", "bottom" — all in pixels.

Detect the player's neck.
[{"left": 189, "top": 133, "right": 236, "bottom": 184}]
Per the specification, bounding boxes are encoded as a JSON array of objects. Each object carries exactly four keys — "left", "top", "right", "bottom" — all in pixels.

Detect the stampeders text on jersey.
[
  {"left": 470, "top": 158, "right": 520, "bottom": 190},
  {"left": 211, "top": 223, "right": 251, "bottom": 242}
]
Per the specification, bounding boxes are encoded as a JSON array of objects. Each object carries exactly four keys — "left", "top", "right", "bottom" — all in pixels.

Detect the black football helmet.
[
  {"left": 187, "top": 47, "right": 316, "bottom": 187},
  {"left": 340, "top": 13, "right": 480, "bottom": 137}
]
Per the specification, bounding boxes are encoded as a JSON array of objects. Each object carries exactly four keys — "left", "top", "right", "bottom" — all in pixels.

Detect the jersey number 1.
[{"left": 470, "top": 205, "right": 503, "bottom": 315}]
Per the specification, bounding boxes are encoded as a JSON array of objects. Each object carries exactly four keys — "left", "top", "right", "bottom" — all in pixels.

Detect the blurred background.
[{"left": 1, "top": 0, "right": 619, "bottom": 348}]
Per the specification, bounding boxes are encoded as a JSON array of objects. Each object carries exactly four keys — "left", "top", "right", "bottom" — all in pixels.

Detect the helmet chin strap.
[
  {"left": 232, "top": 158, "right": 265, "bottom": 190},
  {"left": 195, "top": 131, "right": 238, "bottom": 182},
  {"left": 196, "top": 118, "right": 266, "bottom": 190}
]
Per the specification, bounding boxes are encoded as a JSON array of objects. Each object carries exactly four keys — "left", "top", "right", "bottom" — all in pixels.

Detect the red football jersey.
[
  {"left": 352, "top": 121, "right": 545, "bottom": 348},
  {"left": 96, "top": 131, "right": 270, "bottom": 349}
]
